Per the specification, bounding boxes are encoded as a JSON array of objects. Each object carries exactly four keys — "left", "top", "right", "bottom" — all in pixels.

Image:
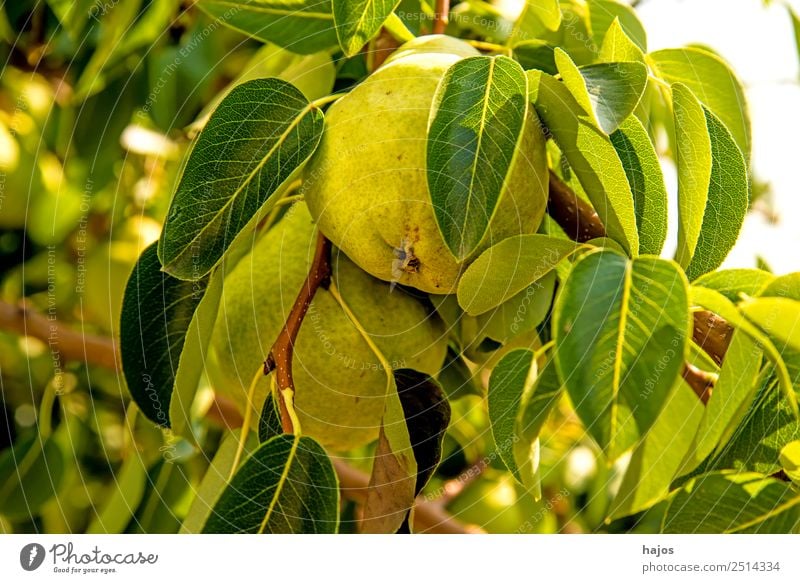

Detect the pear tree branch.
[
  {"left": 264, "top": 231, "right": 332, "bottom": 433},
  {"left": 433, "top": 0, "right": 449, "bottom": 34}
]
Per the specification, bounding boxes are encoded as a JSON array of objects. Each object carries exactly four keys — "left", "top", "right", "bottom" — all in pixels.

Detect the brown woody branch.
[
  {"left": 433, "top": 0, "right": 449, "bottom": 34},
  {"left": 0, "top": 300, "right": 119, "bottom": 371},
  {"left": 264, "top": 231, "right": 332, "bottom": 434},
  {"left": 546, "top": 170, "right": 734, "bottom": 403}
]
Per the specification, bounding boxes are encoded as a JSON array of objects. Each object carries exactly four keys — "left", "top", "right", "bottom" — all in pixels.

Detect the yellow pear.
[
  {"left": 207, "top": 203, "right": 447, "bottom": 451},
  {"left": 303, "top": 35, "right": 549, "bottom": 294}
]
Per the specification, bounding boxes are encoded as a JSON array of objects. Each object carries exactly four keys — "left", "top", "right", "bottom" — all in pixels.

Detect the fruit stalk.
[
  {"left": 433, "top": 0, "right": 450, "bottom": 34},
  {"left": 264, "top": 231, "right": 332, "bottom": 433}
]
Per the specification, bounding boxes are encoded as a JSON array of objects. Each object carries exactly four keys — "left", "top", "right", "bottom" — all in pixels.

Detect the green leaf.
[
  {"left": 663, "top": 472, "right": 800, "bottom": 533},
  {"left": 489, "top": 349, "right": 561, "bottom": 492},
  {"left": 553, "top": 250, "right": 689, "bottom": 460},
  {"left": 610, "top": 115, "right": 667, "bottom": 255},
  {"left": 689, "top": 331, "right": 763, "bottom": 467},
  {"left": 0, "top": 434, "right": 64, "bottom": 519},
  {"left": 332, "top": 0, "right": 400, "bottom": 57},
  {"left": 427, "top": 55, "right": 529, "bottom": 260},
  {"left": 510, "top": 0, "right": 562, "bottom": 42},
  {"left": 610, "top": 380, "right": 704, "bottom": 519},
  {"left": 587, "top": 0, "right": 647, "bottom": 51},
  {"left": 259, "top": 391, "right": 284, "bottom": 443},
  {"left": 690, "top": 287, "right": 798, "bottom": 417},
  {"left": 740, "top": 297, "right": 800, "bottom": 353},
  {"left": 597, "top": 17, "right": 644, "bottom": 63},
  {"left": 671, "top": 84, "right": 748, "bottom": 280},
  {"left": 120, "top": 243, "right": 208, "bottom": 428},
  {"left": 701, "top": 372, "right": 800, "bottom": 476},
  {"left": 760, "top": 272, "right": 800, "bottom": 301},
  {"left": 198, "top": 0, "right": 339, "bottom": 55},
  {"left": 488, "top": 349, "right": 537, "bottom": 485},
  {"left": 780, "top": 441, "right": 800, "bottom": 485},
  {"left": 512, "top": 41, "right": 557, "bottom": 74},
  {"left": 159, "top": 78, "right": 324, "bottom": 279},
  {"left": 554, "top": 49, "right": 647, "bottom": 134},
  {"left": 649, "top": 47, "right": 750, "bottom": 159},
  {"left": 181, "top": 431, "right": 259, "bottom": 533},
  {"left": 129, "top": 460, "right": 192, "bottom": 534},
  {"left": 202, "top": 435, "right": 339, "bottom": 533},
  {"left": 694, "top": 268, "right": 775, "bottom": 303},
  {"left": 87, "top": 452, "right": 148, "bottom": 534},
  {"left": 457, "top": 234, "right": 579, "bottom": 315},
  {"left": 528, "top": 70, "right": 639, "bottom": 255},
  {"left": 478, "top": 270, "right": 556, "bottom": 343},
  {"left": 169, "top": 267, "right": 224, "bottom": 439}
]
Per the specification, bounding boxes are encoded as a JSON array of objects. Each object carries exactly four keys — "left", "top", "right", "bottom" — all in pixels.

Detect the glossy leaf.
[
  {"left": 598, "top": 17, "right": 644, "bottom": 63},
  {"left": 202, "top": 435, "right": 338, "bottom": 533},
  {"left": 555, "top": 48, "right": 647, "bottom": 134},
  {"left": 0, "top": 435, "right": 64, "bottom": 519},
  {"left": 159, "top": 78, "right": 324, "bottom": 279},
  {"left": 610, "top": 116, "right": 668, "bottom": 255},
  {"left": 587, "top": 0, "right": 647, "bottom": 51},
  {"left": 120, "top": 243, "right": 208, "bottom": 428},
  {"left": 332, "top": 0, "right": 400, "bottom": 57},
  {"left": 427, "top": 55, "right": 529, "bottom": 260},
  {"left": 529, "top": 70, "right": 639, "bottom": 255},
  {"left": 457, "top": 234, "right": 579, "bottom": 315},
  {"left": 553, "top": 250, "right": 689, "bottom": 460},
  {"left": 198, "top": 0, "right": 339, "bottom": 54},
  {"left": 663, "top": 472, "right": 800, "bottom": 533},
  {"left": 649, "top": 47, "right": 750, "bottom": 159},
  {"left": 672, "top": 84, "right": 748, "bottom": 280},
  {"left": 610, "top": 380, "right": 703, "bottom": 519}
]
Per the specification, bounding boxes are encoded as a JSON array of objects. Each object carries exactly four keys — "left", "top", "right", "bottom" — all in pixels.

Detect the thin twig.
[
  {"left": 547, "top": 170, "right": 607, "bottom": 242},
  {"left": 264, "top": 231, "right": 332, "bottom": 433},
  {"left": 433, "top": 0, "right": 450, "bottom": 34},
  {"left": 0, "top": 300, "right": 119, "bottom": 370}
]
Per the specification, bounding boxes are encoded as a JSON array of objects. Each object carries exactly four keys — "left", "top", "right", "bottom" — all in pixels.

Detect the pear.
[
  {"left": 207, "top": 203, "right": 447, "bottom": 451},
  {"left": 303, "top": 35, "right": 549, "bottom": 294}
]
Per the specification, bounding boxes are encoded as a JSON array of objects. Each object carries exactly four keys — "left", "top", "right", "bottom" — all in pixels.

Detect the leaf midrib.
[
  {"left": 460, "top": 57, "right": 496, "bottom": 258},
  {"left": 258, "top": 435, "right": 301, "bottom": 533},
  {"left": 609, "top": 260, "right": 633, "bottom": 452},
  {"left": 165, "top": 101, "right": 316, "bottom": 271}
]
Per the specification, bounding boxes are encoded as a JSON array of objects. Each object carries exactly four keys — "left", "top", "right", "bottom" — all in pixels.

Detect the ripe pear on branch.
[
  {"left": 207, "top": 203, "right": 447, "bottom": 451},
  {"left": 304, "top": 35, "right": 549, "bottom": 294}
]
